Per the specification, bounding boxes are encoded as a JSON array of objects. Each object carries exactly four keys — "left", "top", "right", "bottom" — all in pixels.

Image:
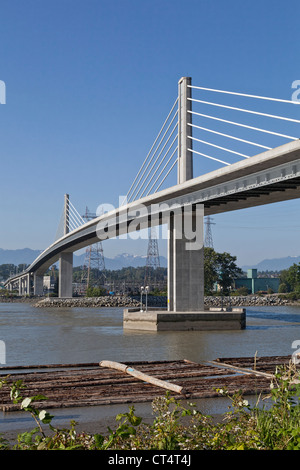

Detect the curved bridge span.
[
  {"left": 5, "top": 77, "right": 300, "bottom": 312},
  {"left": 5, "top": 139, "right": 300, "bottom": 305}
]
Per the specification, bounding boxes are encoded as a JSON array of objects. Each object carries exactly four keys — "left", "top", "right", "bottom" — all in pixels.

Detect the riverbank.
[
  {"left": 1, "top": 293, "right": 298, "bottom": 308},
  {"left": 32, "top": 294, "right": 296, "bottom": 308},
  {"left": 0, "top": 296, "right": 36, "bottom": 303}
]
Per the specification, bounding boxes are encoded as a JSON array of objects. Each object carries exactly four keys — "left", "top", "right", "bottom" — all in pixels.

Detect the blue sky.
[{"left": 0, "top": 0, "right": 299, "bottom": 267}]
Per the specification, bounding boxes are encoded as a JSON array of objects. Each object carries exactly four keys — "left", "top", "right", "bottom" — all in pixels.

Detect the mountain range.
[
  {"left": 241, "top": 256, "right": 300, "bottom": 272},
  {"left": 0, "top": 247, "right": 300, "bottom": 272},
  {"left": 0, "top": 248, "right": 167, "bottom": 270}
]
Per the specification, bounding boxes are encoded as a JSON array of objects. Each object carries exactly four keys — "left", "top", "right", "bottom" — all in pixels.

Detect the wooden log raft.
[{"left": 99, "top": 360, "right": 186, "bottom": 395}]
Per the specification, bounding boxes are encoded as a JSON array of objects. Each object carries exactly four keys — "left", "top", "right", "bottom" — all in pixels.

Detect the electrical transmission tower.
[
  {"left": 204, "top": 216, "right": 215, "bottom": 248},
  {"left": 80, "top": 207, "right": 105, "bottom": 292},
  {"left": 144, "top": 227, "right": 160, "bottom": 286}
]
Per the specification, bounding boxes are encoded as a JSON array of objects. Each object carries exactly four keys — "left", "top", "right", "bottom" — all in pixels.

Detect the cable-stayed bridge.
[{"left": 5, "top": 77, "right": 300, "bottom": 315}]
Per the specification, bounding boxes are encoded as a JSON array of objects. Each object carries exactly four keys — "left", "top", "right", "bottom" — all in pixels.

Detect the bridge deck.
[
  {"left": 0, "top": 356, "right": 296, "bottom": 410},
  {"left": 5, "top": 140, "right": 300, "bottom": 287}
]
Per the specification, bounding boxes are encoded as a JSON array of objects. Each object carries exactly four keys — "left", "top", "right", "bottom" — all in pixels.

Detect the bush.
[
  {"left": 278, "top": 283, "right": 288, "bottom": 293},
  {"left": 86, "top": 286, "right": 106, "bottom": 297},
  {"left": 232, "top": 286, "right": 250, "bottom": 296}
]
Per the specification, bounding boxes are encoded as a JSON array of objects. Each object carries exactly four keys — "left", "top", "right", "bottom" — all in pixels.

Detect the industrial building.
[{"left": 234, "top": 269, "right": 280, "bottom": 294}]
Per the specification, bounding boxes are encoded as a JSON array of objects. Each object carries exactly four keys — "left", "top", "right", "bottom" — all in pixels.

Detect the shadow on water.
[
  {"left": 247, "top": 324, "right": 300, "bottom": 330},
  {"left": 246, "top": 306, "right": 300, "bottom": 324}
]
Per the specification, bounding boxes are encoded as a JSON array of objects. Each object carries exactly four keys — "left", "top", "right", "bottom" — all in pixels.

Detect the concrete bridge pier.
[
  {"left": 18, "top": 278, "right": 23, "bottom": 296},
  {"left": 18, "top": 275, "right": 31, "bottom": 296},
  {"left": 59, "top": 252, "right": 73, "bottom": 298},
  {"left": 26, "top": 273, "right": 31, "bottom": 295},
  {"left": 34, "top": 274, "right": 44, "bottom": 296},
  {"left": 167, "top": 208, "right": 204, "bottom": 312}
]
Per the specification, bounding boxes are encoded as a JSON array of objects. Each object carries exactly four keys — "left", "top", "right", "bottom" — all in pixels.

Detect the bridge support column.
[
  {"left": 168, "top": 207, "right": 204, "bottom": 312},
  {"left": 178, "top": 77, "right": 193, "bottom": 185},
  {"left": 26, "top": 273, "right": 31, "bottom": 296},
  {"left": 59, "top": 252, "right": 73, "bottom": 298},
  {"left": 34, "top": 274, "right": 44, "bottom": 296},
  {"left": 18, "top": 278, "right": 22, "bottom": 296}
]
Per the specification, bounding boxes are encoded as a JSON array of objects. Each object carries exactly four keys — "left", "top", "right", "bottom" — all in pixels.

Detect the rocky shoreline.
[
  {"left": 0, "top": 294, "right": 298, "bottom": 308},
  {"left": 32, "top": 294, "right": 298, "bottom": 308},
  {"left": 204, "top": 295, "right": 293, "bottom": 307},
  {"left": 34, "top": 295, "right": 143, "bottom": 308}
]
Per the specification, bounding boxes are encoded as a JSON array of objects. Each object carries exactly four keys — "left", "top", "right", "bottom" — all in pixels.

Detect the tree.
[
  {"left": 204, "top": 247, "right": 219, "bottom": 294},
  {"left": 216, "top": 252, "right": 243, "bottom": 295},
  {"left": 280, "top": 263, "right": 300, "bottom": 292},
  {"left": 203, "top": 248, "right": 242, "bottom": 295},
  {"left": 0, "top": 264, "right": 17, "bottom": 280}
]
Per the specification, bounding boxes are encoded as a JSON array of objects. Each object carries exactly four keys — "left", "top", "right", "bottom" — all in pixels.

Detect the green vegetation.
[
  {"left": 280, "top": 263, "right": 300, "bottom": 293},
  {"left": 0, "top": 250, "right": 244, "bottom": 298},
  {"left": 278, "top": 263, "right": 300, "bottom": 300},
  {"left": 231, "top": 286, "right": 250, "bottom": 296},
  {"left": 85, "top": 286, "right": 107, "bottom": 297},
  {"left": 2, "top": 363, "right": 300, "bottom": 450},
  {"left": 73, "top": 265, "right": 167, "bottom": 285},
  {"left": 204, "top": 247, "right": 243, "bottom": 295},
  {"left": 0, "top": 264, "right": 29, "bottom": 281}
]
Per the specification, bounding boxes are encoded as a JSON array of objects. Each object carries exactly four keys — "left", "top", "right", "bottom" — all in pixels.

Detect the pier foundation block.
[{"left": 123, "top": 308, "right": 246, "bottom": 331}]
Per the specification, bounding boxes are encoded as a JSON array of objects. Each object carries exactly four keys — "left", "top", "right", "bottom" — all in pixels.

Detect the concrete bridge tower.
[
  {"left": 58, "top": 194, "right": 73, "bottom": 298},
  {"left": 167, "top": 77, "right": 204, "bottom": 312}
]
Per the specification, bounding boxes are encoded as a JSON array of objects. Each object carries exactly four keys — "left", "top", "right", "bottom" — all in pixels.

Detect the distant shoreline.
[{"left": 1, "top": 294, "right": 298, "bottom": 308}]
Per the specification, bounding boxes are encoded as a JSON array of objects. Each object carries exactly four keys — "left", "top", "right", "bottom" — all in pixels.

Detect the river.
[{"left": 1, "top": 302, "right": 300, "bottom": 436}]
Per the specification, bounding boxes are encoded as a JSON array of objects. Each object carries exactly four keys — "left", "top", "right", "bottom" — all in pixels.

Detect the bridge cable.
[
  {"left": 154, "top": 158, "right": 178, "bottom": 192},
  {"left": 123, "top": 97, "right": 178, "bottom": 205},
  {"left": 145, "top": 146, "right": 178, "bottom": 196},
  {"left": 68, "top": 200, "right": 85, "bottom": 226},
  {"left": 66, "top": 210, "right": 81, "bottom": 232},
  {"left": 136, "top": 131, "right": 178, "bottom": 199},
  {"left": 188, "top": 123, "right": 271, "bottom": 150},
  {"left": 128, "top": 115, "right": 178, "bottom": 202},
  {"left": 188, "top": 85, "right": 300, "bottom": 105},
  {"left": 188, "top": 97, "right": 300, "bottom": 124},
  {"left": 188, "top": 148, "right": 230, "bottom": 166},
  {"left": 188, "top": 111, "right": 298, "bottom": 141},
  {"left": 54, "top": 207, "right": 65, "bottom": 241},
  {"left": 188, "top": 135, "right": 250, "bottom": 159}
]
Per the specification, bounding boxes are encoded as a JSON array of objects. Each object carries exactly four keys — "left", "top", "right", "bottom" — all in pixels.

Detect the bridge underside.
[{"left": 204, "top": 176, "right": 300, "bottom": 214}]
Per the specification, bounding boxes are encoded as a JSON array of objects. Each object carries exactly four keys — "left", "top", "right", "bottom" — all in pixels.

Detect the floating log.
[
  {"left": 206, "top": 360, "right": 274, "bottom": 379},
  {"left": 0, "top": 357, "right": 298, "bottom": 411},
  {"left": 99, "top": 360, "right": 185, "bottom": 395}
]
